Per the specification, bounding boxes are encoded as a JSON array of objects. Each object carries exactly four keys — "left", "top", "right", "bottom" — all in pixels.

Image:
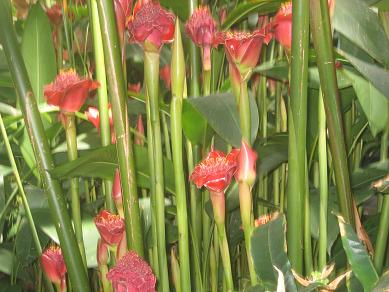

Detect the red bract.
[
  {"left": 254, "top": 214, "right": 272, "bottom": 227},
  {"left": 190, "top": 149, "right": 239, "bottom": 193},
  {"left": 94, "top": 210, "right": 125, "bottom": 246},
  {"left": 41, "top": 245, "right": 67, "bottom": 289},
  {"left": 44, "top": 69, "right": 99, "bottom": 113},
  {"left": 107, "top": 251, "right": 156, "bottom": 292},
  {"left": 135, "top": 114, "right": 145, "bottom": 146},
  {"left": 160, "top": 64, "right": 171, "bottom": 89},
  {"left": 46, "top": 4, "right": 62, "bottom": 26},
  {"left": 272, "top": 2, "right": 292, "bottom": 50},
  {"left": 114, "top": 0, "right": 133, "bottom": 28},
  {"left": 223, "top": 30, "right": 267, "bottom": 80},
  {"left": 185, "top": 6, "right": 218, "bottom": 70},
  {"left": 236, "top": 140, "right": 257, "bottom": 185},
  {"left": 112, "top": 169, "right": 122, "bottom": 202},
  {"left": 85, "top": 105, "right": 113, "bottom": 130},
  {"left": 127, "top": 1, "right": 175, "bottom": 50},
  {"left": 128, "top": 82, "right": 142, "bottom": 93}
]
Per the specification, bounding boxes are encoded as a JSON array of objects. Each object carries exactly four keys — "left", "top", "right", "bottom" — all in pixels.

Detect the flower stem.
[
  {"left": 63, "top": 114, "right": 87, "bottom": 269},
  {"left": 89, "top": 0, "right": 114, "bottom": 211},
  {"left": 239, "top": 81, "right": 251, "bottom": 144},
  {"left": 96, "top": 0, "right": 144, "bottom": 256},
  {"left": 144, "top": 50, "right": 170, "bottom": 291},
  {"left": 0, "top": 2, "right": 90, "bottom": 290},
  {"left": 287, "top": 0, "right": 310, "bottom": 273},
  {"left": 99, "top": 264, "right": 111, "bottom": 292},
  {"left": 210, "top": 192, "right": 233, "bottom": 291},
  {"left": 238, "top": 182, "right": 258, "bottom": 285}
]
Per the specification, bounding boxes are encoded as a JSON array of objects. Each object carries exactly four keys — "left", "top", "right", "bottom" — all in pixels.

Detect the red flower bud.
[
  {"left": 185, "top": 6, "right": 218, "bottom": 70},
  {"left": 135, "top": 114, "right": 145, "bottom": 146},
  {"left": 46, "top": 4, "right": 62, "bottom": 27},
  {"left": 160, "top": 64, "right": 171, "bottom": 89},
  {"left": 112, "top": 169, "right": 124, "bottom": 217},
  {"left": 94, "top": 210, "right": 125, "bottom": 246},
  {"left": 107, "top": 251, "right": 156, "bottom": 292},
  {"left": 236, "top": 140, "right": 257, "bottom": 185},
  {"left": 85, "top": 105, "right": 115, "bottom": 143},
  {"left": 128, "top": 82, "right": 142, "bottom": 93},
  {"left": 127, "top": 1, "right": 175, "bottom": 50},
  {"left": 97, "top": 239, "right": 109, "bottom": 266},
  {"left": 41, "top": 245, "right": 67, "bottom": 290},
  {"left": 44, "top": 69, "right": 99, "bottom": 113},
  {"left": 190, "top": 149, "right": 239, "bottom": 193}
]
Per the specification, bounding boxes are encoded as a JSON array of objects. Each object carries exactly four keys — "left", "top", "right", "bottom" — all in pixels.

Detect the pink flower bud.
[
  {"left": 236, "top": 140, "right": 257, "bottom": 186},
  {"left": 135, "top": 115, "right": 145, "bottom": 146}
]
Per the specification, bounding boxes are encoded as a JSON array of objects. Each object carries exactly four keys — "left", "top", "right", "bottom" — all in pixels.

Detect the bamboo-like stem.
[
  {"left": 239, "top": 81, "right": 251, "bottom": 144},
  {"left": 0, "top": 2, "right": 90, "bottom": 290},
  {"left": 373, "top": 123, "right": 389, "bottom": 274},
  {"left": 63, "top": 114, "right": 87, "bottom": 269},
  {"left": 318, "top": 92, "right": 329, "bottom": 270},
  {"left": 171, "top": 20, "right": 191, "bottom": 291},
  {"left": 310, "top": 0, "right": 355, "bottom": 226},
  {"left": 97, "top": 0, "right": 144, "bottom": 255},
  {"left": 0, "top": 113, "right": 54, "bottom": 292},
  {"left": 144, "top": 50, "right": 170, "bottom": 291},
  {"left": 238, "top": 183, "right": 258, "bottom": 285},
  {"left": 89, "top": 0, "right": 114, "bottom": 211},
  {"left": 286, "top": 0, "right": 310, "bottom": 273}
]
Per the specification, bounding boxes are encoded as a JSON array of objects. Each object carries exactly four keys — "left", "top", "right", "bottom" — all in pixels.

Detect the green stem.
[
  {"left": 144, "top": 50, "right": 169, "bottom": 291},
  {"left": 188, "top": 0, "right": 200, "bottom": 98},
  {"left": 318, "top": 92, "right": 329, "bottom": 270},
  {"left": 373, "top": 123, "right": 389, "bottom": 274},
  {"left": 310, "top": 0, "right": 355, "bottom": 226},
  {"left": 161, "top": 113, "right": 172, "bottom": 160},
  {"left": 97, "top": 0, "right": 144, "bottom": 255},
  {"left": 62, "top": 1, "right": 75, "bottom": 67},
  {"left": 89, "top": 0, "right": 114, "bottom": 211},
  {"left": 0, "top": 113, "right": 54, "bottom": 292},
  {"left": 171, "top": 19, "right": 191, "bottom": 291},
  {"left": 0, "top": 2, "right": 90, "bottom": 290},
  {"left": 287, "top": 0, "right": 310, "bottom": 274},
  {"left": 238, "top": 183, "right": 258, "bottom": 285},
  {"left": 239, "top": 81, "right": 251, "bottom": 144},
  {"left": 99, "top": 264, "right": 111, "bottom": 292}
]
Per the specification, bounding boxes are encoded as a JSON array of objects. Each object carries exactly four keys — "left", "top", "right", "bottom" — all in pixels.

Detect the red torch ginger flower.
[
  {"left": 236, "top": 140, "right": 257, "bottom": 185},
  {"left": 46, "top": 4, "right": 62, "bottom": 26},
  {"left": 41, "top": 245, "right": 67, "bottom": 290},
  {"left": 127, "top": 1, "right": 175, "bottom": 50},
  {"left": 44, "top": 69, "right": 99, "bottom": 113},
  {"left": 185, "top": 6, "right": 219, "bottom": 71},
  {"left": 190, "top": 149, "right": 239, "bottom": 193},
  {"left": 107, "top": 251, "right": 156, "bottom": 292},
  {"left": 94, "top": 210, "right": 125, "bottom": 246},
  {"left": 160, "top": 64, "right": 171, "bottom": 89}
]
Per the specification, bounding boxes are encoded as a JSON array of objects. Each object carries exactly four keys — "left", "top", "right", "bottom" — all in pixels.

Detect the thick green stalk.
[
  {"left": 171, "top": 20, "right": 191, "bottom": 291},
  {"left": 373, "top": 124, "right": 389, "bottom": 274},
  {"left": 63, "top": 114, "right": 87, "bottom": 269},
  {"left": 89, "top": 0, "right": 114, "bottom": 211},
  {"left": 0, "top": 113, "right": 54, "bottom": 292},
  {"left": 97, "top": 0, "right": 144, "bottom": 255},
  {"left": 144, "top": 50, "right": 169, "bottom": 291},
  {"left": 318, "top": 93, "right": 329, "bottom": 270},
  {"left": 239, "top": 81, "right": 251, "bottom": 144},
  {"left": 286, "top": 0, "right": 310, "bottom": 273},
  {"left": 188, "top": 0, "right": 200, "bottom": 98},
  {"left": 310, "top": 0, "right": 354, "bottom": 226},
  {"left": 0, "top": 2, "right": 90, "bottom": 290},
  {"left": 238, "top": 183, "right": 258, "bottom": 285}
]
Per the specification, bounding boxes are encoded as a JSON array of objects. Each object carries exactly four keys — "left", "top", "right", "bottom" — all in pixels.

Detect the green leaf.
[
  {"left": 21, "top": 3, "right": 56, "bottom": 104},
  {"left": 251, "top": 215, "right": 297, "bottom": 291},
  {"left": 333, "top": 0, "right": 389, "bottom": 67},
  {"left": 338, "top": 216, "right": 379, "bottom": 291},
  {"left": 343, "top": 69, "right": 389, "bottom": 136},
  {"left": 160, "top": 0, "right": 189, "bottom": 20},
  {"left": 182, "top": 100, "right": 207, "bottom": 144},
  {"left": 51, "top": 145, "right": 175, "bottom": 194},
  {"left": 0, "top": 279, "right": 22, "bottom": 292},
  {"left": 256, "top": 133, "right": 288, "bottom": 176},
  {"left": 373, "top": 270, "right": 389, "bottom": 291},
  {"left": 187, "top": 93, "right": 259, "bottom": 147},
  {"left": 0, "top": 248, "right": 14, "bottom": 275},
  {"left": 222, "top": 0, "right": 282, "bottom": 30}
]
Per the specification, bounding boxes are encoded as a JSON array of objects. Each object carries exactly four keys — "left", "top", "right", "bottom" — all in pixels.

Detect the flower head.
[
  {"left": 190, "top": 149, "right": 239, "bottom": 193},
  {"left": 107, "top": 251, "right": 156, "bottom": 292},
  {"left": 272, "top": 2, "right": 293, "bottom": 50},
  {"left": 94, "top": 210, "right": 125, "bottom": 246},
  {"left": 185, "top": 6, "right": 218, "bottom": 70},
  {"left": 127, "top": 1, "right": 175, "bottom": 50},
  {"left": 236, "top": 140, "right": 257, "bottom": 185},
  {"left": 41, "top": 245, "right": 67, "bottom": 288},
  {"left": 44, "top": 69, "right": 99, "bottom": 113},
  {"left": 160, "top": 64, "right": 171, "bottom": 89},
  {"left": 46, "top": 4, "right": 62, "bottom": 26}
]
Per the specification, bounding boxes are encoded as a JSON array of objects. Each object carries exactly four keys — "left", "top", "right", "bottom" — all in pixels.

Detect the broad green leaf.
[
  {"left": 51, "top": 145, "right": 175, "bottom": 194},
  {"left": 0, "top": 280, "right": 22, "bottom": 292},
  {"left": 160, "top": 0, "right": 189, "bottom": 20},
  {"left": 373, "top": 270, "right": 389, "bottom": 291},
  {"left": 187, "top": 93, "right": 259, "bottom": 147},
  {"left": 333, "top": 0, "right": 389, "bottom": 67},
  {"left": 338, "top": 216, "right": 379, "bottom": 291},
  {"left": 0, "top": 248, "right": 13, "bottom": 275},
  {"left": 251, "top": 215, "right": 297, "bottom": 291},
  {"left": 343, "top": 70, "right": 389, "bottom": 136},
  {"left": 256, "top": 133, "right": 288, "bottom": 176},
  {"left": 182, "top": 100, "right": 207, "bottom": 144},
  {"left": 222, "top": 0, "right": 282, "bottom": 30},
  {"left": 21, "top": 3, "right": 56, "bottom": 104}
]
